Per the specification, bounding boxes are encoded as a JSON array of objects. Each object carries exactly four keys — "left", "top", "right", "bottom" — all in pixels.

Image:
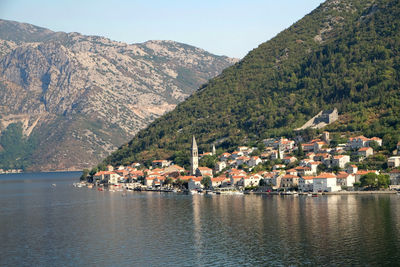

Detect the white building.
[
  {"left": 336, "top": 172, "right": 355, "bottom": 187},
  {"left": 238, "top": 175, "right": 262, "bottom": 187},
  {"left": 332, "top": 155, "right": 350, "bottom": 168},
  {"left": 388, "top": 156, "right": 400, "bottom": 168},
  {"left": 188, "top": 177, "right": 203, "bottom": 190},
  {"left": 214, "top": 161, "right": 227, "bottom": 172},
  {"left": 313, "top": 173, "right": 340, "bottom": 192},
  {"left": 299, "top": 176, "right": 314, "bottom": 192},
  {"left": 248, "top": 156, "right": 262, "bottom": 167}
]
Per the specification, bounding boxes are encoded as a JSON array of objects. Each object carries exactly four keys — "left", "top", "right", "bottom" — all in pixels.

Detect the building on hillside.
[
  {"left": 358, "top": 147, "right": 373, "bottom": 158},
  {"left": 283, "top": 156, "right": 297, "bottom": 165},
  {"left": 322, "top": 131, "right": 330, "bottom": 143},
  {"left": 331, "top": 155, "right": 350, "bottom": 168},
  {"left": 214, "top": 161, "right": 227, "bottom": 172},
  {"left": 389, "top": 169, "right": 400, "bottom": 185},
  {"left": 388, "top": 156, "right": 400, "bottom": 168},
  {"left": 195, "top": 167, "right": 213, "bottom": 178},
  {"left": 313, "top": 173, "right": 340, "bottom": 192},
  {"left": 299, "top": 176, "right": 314, "bottom": 192},
  {"left": 314, "top": 108, "right": 338, "bottom": 124},
  {"left": 210, "top": 176, "right": 228, "bottom": 187},
  {"left": 188, "top": 177, "right": 203, "bottom": 190},
  {"left": 191, "top": 136, "right": 199, "bottom": 175},
  {"left": 280, "top": 174, "right": 299, "bottom": 189},
  {"left": 348, "top": 136, "right": 382, "bottom": 149},
  {"left": 347, "top": 165, "right": 358, "bottom": 174},
  {"left": 336, "top": 172, "right": 355, "bottom": 187},
  {"left": 248, "top": 156, "right": 262, "bottom": 167},
  {"left": 219, "top": 153, "right": 231, "bottom": 162},
  {"left": 106, "top": 165, "right": 114, "bottom": 171},
  {"left": 152, "top": 160, "right": 172, "bottom": 168},
  {"left": 238, "top": 175, "right": 262, "bottom": 188}
]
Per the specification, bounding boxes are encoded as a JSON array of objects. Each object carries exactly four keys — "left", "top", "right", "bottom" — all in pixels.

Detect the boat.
[
  {"left": 312, "top": 193, "right": 318, "bottom": 197},
  {"left": 52, "top": 184, "right": 56, "bottom": 187}
]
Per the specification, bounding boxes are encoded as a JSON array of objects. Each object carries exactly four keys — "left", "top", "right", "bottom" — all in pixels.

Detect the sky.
[{"left": 0, "top": 0, "right": 324, "bottom": 58}]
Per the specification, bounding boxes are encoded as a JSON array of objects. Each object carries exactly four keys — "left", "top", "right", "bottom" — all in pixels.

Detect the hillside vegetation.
[{"left": 100, "top": 0, "right": 400, "bottom": 169}]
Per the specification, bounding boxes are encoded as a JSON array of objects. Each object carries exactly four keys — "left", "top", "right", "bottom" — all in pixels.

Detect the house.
[
  {"left": 283, "top": 156, "right": 297, "bottom": 165},
  {"left": 307, "top": 161, "right": 321, "bottom": 174},
  {"left": 313, "top": 141, "right": 327, "bottom": 152},
  {"left": 188, "top": 177, "right": 203, "bottom": 190},
  {"left": 295, "top": 166, "right": 313, "bottom": 176},
  {"left": 348, "top": 136, "right": 382, "bottom": 149},
  {"left": 313, "top": 173, "right": 340, "bottom": 192},
  {"left": 231, "top": 151, "right": 244, "bottom": 159},
  {"left": 106, "top": 165, "right": 114, "bottom": 171},
  {"left": 230, "top": 175, "right": 245, "bottom": 186},
  {"left": 279, "top": 138, "right": 295, "bottom": 151},
  {"left": 131, "top": 162, "right": 141, "bottom": 168},
  {"left": 272, "top": 174, "right": 283, "bottom": 189},
  {"left": 358, "top": 147, "right": 373, "bottom": 158},
  {"left": 219, "top": 153, "right": 231, "bottom": 162},
  {"left": 389, "top": 169, "right": 400, "bottom": 185},
  {"left": 210, "top": 176, "right": 229, "bottom": 187},
  {"left": 280, "top": 174, "right": 299, "bottom": 188},
  {"left": 336, "top": 172, "right": 355, "bottom": 187},
  {"left": 347, "top": 165, "right": 358, "bottom": 174},
  {"left": 302, "top": 143, "right": 315, "bottom": 152},
  {"left": 286, "top": 168, "right": 298, "bottom": 176},
  {"left": 195, "top": 167, "right": 213, "bottom": 178},
  {"left": 248, "top": 156, "right": 262, "bottom": 167},
  {"left": 273, "top": 164, "right": 286, "bottom": 170},
  {"left": 238, "top": 175, "right": 262, "bottom": 188},
  {"left": 388, "top": 156, "right": 400, "bottom": 168},
  {"left": 299, "top": 176, "right": 314, "bottom": 192},
  {"left": 235, "top": 156, "right": 250, "bottom": 166},
  {"left": 332, "top": 155, "right": 350, "bottom": 168},
  {"left": 152, "top": 160, "right": 171, "bottom": 168},
  {"left": 93, "top": 171, "right": 121, "bottom": 184},
  {"left": 270, "top": 150, "right": 282, "bottom": 160},
  {"left": 214, "top": 161, "right": 227, "bottom": 172}
]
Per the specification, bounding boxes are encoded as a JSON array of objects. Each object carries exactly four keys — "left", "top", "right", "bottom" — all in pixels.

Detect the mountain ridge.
[{"left": 0, "top": 19, "right": 238, "bottom": 171}]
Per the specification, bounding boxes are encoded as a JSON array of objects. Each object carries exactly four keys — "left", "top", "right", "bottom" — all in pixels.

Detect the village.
[{"left": 83, "top": 131, "right": 400, "bottom": 195}]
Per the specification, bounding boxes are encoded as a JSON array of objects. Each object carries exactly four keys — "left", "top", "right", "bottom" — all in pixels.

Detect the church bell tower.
[{"left": 191, "top": 135, "right": 199, "bottom": 175}]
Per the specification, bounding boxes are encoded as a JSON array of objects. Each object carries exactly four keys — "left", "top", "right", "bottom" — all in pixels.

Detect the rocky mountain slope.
[
  {"left": 101, "top": 0, "right": 400, "bottom": 168},
  {"left": 0, "top": 19, "right": 238, "bottom": 171}
]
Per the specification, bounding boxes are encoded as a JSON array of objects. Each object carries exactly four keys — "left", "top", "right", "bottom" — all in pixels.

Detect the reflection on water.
[{"left": 1, "top": 173, "right": 400, "bottom": 266}]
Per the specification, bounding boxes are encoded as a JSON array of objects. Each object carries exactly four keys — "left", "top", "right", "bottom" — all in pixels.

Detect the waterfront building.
[{"left": 313, "top": 173, "right": 340, "bottom": 192}]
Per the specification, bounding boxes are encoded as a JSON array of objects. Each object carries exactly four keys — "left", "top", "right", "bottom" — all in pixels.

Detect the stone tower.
[
  {"left": 191, "top": 135, "right": 199, "bottom": 175},
  {"left": 212, "top": 145, "right": 216, "bottom": 155}
]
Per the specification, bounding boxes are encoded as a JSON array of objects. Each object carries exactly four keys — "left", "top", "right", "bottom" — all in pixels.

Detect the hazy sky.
[{"left": 0, "top": 0, "right": 324, "bottom": 58}]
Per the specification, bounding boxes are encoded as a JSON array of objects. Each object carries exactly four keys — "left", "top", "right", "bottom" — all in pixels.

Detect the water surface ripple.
[{"left": 1, "top": 172, "right": 400, "bottom": 266}]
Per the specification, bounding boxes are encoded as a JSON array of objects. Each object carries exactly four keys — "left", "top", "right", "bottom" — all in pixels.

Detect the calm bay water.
[{"left": 1, "top": 172, "right": 400, "bottom": 266}]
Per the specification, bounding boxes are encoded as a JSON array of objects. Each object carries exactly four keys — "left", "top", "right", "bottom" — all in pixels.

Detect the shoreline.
[{"left": 247, "top": 191, "right": 398, "bottom": 195}]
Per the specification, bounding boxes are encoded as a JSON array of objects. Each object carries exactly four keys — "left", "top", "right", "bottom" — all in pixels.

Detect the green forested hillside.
[{"left": 99, "top": 0, "right": 400, "bottom": 169}]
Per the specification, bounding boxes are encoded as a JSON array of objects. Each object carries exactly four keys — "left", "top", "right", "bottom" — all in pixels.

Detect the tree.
[
  {"left": 360, "top": 173, "right": 378, "bottom": 188},
  {"left": 201, "top": 176, "right": 212, "bottom": 189},
  {"left": 80, "top": 169, "right": 90, "bottom": 181},
  {"left": 377, "top": 174, "right": 390, "bottom": 188},
  {"left": 297, "top": 142, "right": 304, "bottom": 158}
]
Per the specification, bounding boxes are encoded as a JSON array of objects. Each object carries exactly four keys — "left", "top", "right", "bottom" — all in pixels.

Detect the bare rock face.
[{"left": 0, "top": 19, "right": 238, "bottom": 171}]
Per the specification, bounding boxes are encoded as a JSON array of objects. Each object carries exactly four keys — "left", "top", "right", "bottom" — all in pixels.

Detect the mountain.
[
  {"left": 100, "top": 0, "right": 400, "bottom": 169},
  {"left": 0, "top": 19, "right": 238, "bottom": 171}
]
